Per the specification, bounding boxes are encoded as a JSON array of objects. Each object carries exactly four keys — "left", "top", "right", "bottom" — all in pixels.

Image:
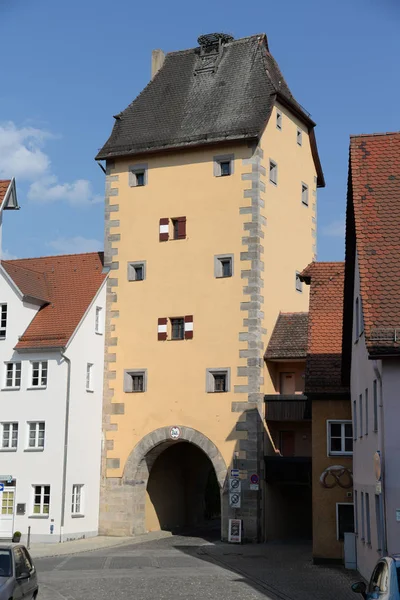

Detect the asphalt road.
[{"left": 36, "top": 535, "right": 275, "bottom": 600}]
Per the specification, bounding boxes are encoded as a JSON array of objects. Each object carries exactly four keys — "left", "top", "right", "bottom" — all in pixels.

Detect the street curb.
[{"left": 32, "top": 530, "right": 173, "bottom": 559}]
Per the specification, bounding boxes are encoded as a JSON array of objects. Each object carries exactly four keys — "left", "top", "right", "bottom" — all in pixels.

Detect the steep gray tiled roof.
[
  {"left": 96, "top": 33, "right": 324, "bottom": 186},
  {"left": 265, "top": 312, "right": 309, "bottom": 360}
]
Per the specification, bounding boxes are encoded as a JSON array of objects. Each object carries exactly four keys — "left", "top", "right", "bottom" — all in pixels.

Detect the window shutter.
[
  {"left": 159, "top": 218, "right": 169, "bottom": 242},
  {"left": 184, "top": 315, "right": 193, "bottom": 339},
  {"left": 177, "top": 216, "right": 186, "bottom": 239},
  {"left": 158, "top": 317, "right": 167, "bottom": 341}
]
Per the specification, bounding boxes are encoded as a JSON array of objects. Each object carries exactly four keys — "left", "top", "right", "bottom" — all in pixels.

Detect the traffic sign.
[
  {"left": 228, "top": 519, "right": 242, "bottom": 543},
  {"left": 169, "top": 426, "right": 181, "bottom": 440},
  {"left": 229, "top": 492, "right": 241, "bottom": 508},
  {"left": 0, "top": 484, "right": 4, "bottom": 492},
  {"left": 250, "top": 474, "right": 259, "bottom": 485},
  {"left": 230, "top": 469, "right": 240, "bottom": 478},
  {"left": 229, "top": 478, "right": 241, "bottom": 492}
]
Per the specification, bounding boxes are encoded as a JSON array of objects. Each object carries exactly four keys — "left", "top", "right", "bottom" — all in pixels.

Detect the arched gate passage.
[{"left": 123, "top": 426, "right": 227, "bottom": 536}]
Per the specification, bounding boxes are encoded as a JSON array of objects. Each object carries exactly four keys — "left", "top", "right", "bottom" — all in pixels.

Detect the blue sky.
[{"left": 0, "top": 0, "right": 399, "bottom": 261}]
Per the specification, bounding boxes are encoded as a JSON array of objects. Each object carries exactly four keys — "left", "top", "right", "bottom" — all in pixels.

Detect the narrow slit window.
[
  {"left": 297, "top": 128, "right": 303, "bottom": 146},
  {"left": 0, "top": 304, "right": 7, "bottom": 340},
  {"left": 301, "top": 183, "right": 309, "bottom": 206},
  {"left": 95, "top": 306, "right": 102, "bottom": 334},
  {"left": 86, "top": 363, "right": 94, "bottom": 392},
  {"left": 269, "top": 160, "right": 278, "bottom": 186},
  {"left": 220, "top": 161, "right": 231, "bottom": 177},
  {"left": 296, "top": 272, "right": 303, "bottom": 292},
  {"left": 135, "top": 171, "right": 145, "bottom": 187},
  {"left": 276, "top": 111, "right": 282, "bottom": 130}
]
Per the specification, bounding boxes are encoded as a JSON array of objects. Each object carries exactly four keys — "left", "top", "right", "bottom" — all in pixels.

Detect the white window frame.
[
  {"left": 336, "top": 502, "right": 354, "bottom": 541},
  {"left": 296, "top": 272, "right": 303, "bottom": 293},
  {"left": 206, "top": 368, "right": 230, "bottom": 393},
  {"left": 0, "top": 304, "right": 7, "bottom": 340},
  {"left": 30, "top": 361, "right": 48, "bottom": 388},
  {"left": 127, "top": 261, "right": 146, "bottom": 282},
  {"left": 297, "top": 128, "right": 303, "bottom": 146},
  {"left": 269, "top": 160, "right": 278, "bottom": 186},
  {"left": 86, "top": 363, "right": 94, "bottom": 392},
  {"left": 301, "top": 182, "right": 309, "bottom": 206},
  {"left": 4, "top": 362, "right": 21, "bottom": 389},
  {"left": 327, "top": 420, "right": 353, "bottom": 456},
  {"left": 71, "top": 484, "right": 84, "bottom": 516},
  {"left": 276, "top": 110, "right": 282, "bottom": 130},
  {"left": 95, "top": 306, "right": 103, "bottom": 334},
  {"left": 27, "top": 422, "right": 45, "bottom": 450},
  {"left": 0, "top": 422, "right": 18, "bottom": 450},
  {"left": 32, "top": 484, "right": 50, "bottom": 516}
]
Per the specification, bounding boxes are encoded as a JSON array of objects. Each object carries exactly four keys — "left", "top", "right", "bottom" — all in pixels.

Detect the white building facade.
[{"left": 0, "top": 184, "right": 107, "bottom": 543}]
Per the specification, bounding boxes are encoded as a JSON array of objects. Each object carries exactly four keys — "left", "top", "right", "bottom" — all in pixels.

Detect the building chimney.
[{"left": 151, "top": 49, "right": 165, "bottom": 79}]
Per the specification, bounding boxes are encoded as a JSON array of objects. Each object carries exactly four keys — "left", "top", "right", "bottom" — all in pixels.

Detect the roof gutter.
[{"left": 59, "top": 349, "right": 71, "bottom": 543}]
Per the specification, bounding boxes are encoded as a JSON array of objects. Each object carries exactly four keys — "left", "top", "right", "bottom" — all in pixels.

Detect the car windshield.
[{"left": 0, "top": 550, "right": 12, "bottom": 578}]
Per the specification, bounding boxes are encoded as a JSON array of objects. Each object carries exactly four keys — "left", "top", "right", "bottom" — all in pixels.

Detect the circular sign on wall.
[
  {"left": 250, "top": 474, "right": 259, "bottom": 485},
  {"left": 170, "top": 426, "right": 181, "bottom": 440}
]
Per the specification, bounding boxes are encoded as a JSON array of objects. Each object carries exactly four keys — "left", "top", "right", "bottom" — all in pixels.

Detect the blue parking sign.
[{"left": 0, "top": 483, "right": 4, "bottom": 492}]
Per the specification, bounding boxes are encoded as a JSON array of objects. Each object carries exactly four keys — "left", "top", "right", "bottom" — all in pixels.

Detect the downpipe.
[
  {"left": 60, "top": 350, "right": 72, "bottom": 543},
  {"left": 373, "top": 360, "right": 387, "bottom": 555}
]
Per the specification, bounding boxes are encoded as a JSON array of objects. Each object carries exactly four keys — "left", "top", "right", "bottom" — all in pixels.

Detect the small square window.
[
  {"left": 171, "top": 318, "right": 184, "bottom": 340},
  {"left": 215, "top": 255, "right": 233, "bottom": 278},
  {"left": 301, "top": 183, "right": 309, "bottom": 206},
  {"left": 296, "top": 272, "right": 303, "bottom": 292},
  {"left": 129, "top": 164, "right": 148, "bottom": 187},
  {"left": 297, "top": 129, "right": 303, "bottom": 146},
  {"left": 128, "top": 261, "right": 146, "bottom": 282},
  {"left": 206, "top": 368, "right": 230, "bottom": 393},
  {"left": 135, "top": 172, "right": 145, "bottom": 187},
  {"left": 269, "top": 160, "right": 278, "bottom": 185},
  {"left": 276, "top": 111, "right": 282, "bottom": 130},
  {"left": 214, "top": 154, "right": 234, "bottom": 177},
  {"left": 124, "top": 369, "right": 147, "bottom": 393},
  {"left": 220, "top": 161, "right": 231, "bottom": 177}
]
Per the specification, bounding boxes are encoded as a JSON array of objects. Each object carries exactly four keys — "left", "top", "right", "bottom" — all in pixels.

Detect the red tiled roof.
[
  {"left": 2, "top": 262, "right": 51, "bottom": 303},
  {"left": 300, "top": 262, "right": 349, "bottom": 396},
  {"left": 265, "top": 312, "right": 308, "bottom": 360},
  {"left": 2, "top": 252, "right": 106, "bottom": 350},
  {"left": 348, "top": 131, "right": 400, "bottom": 355},
  {"left": 0, "top": 180, "right": 11, "bottom": 208}
]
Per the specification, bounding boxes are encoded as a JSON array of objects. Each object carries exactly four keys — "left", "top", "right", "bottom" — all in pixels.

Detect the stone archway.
[{"left": 123, "top": 426, "right": 227, "bottom": 535}]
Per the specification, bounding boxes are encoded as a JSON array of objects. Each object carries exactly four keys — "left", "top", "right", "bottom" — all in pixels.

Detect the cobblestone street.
[{"left": 35, "top": 535, "right": 358, "bottom": 600}]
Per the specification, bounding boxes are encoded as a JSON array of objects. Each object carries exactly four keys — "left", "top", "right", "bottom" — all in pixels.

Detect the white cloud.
[
  {"left": 322, "top": 218, "right": 345, "bottom": 238},
  {"left": 0, "top": 122, "right": 50, "bottom": 180},
  {"left": 28, "top": 176, "right": 102, "bottom": 206},
  {"left": 47, "top": 236, "right": 103, "bottom": 255},
  {"left": 0, "top": 121, "right": 101, "bottom": 207},
  {"left": 0, "top": 249, "right": 18, "bottom": 260}
]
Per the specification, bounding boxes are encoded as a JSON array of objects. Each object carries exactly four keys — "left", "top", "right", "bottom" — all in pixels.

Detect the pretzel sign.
[{"left": 320, "top": 465, "right": 353, "bottom": 489}]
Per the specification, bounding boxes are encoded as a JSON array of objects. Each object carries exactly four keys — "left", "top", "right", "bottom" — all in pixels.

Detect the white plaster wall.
[
  {"left": 381, "top": 359, "right": 400, "bottom": 556},
  {"left": 0, "top": 268, "right": 106, "bottom": 543},
  {"left": 351, "top": 253, "right": 383, "bottom": 578},
  {"left": 63, "top": 282, "right": 106, "bottom": 540}
]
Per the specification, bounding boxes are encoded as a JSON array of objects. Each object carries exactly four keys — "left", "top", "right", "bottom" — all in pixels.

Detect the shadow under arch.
[{"left": 123, "top": 426, "right": 228, "bottom": 536}]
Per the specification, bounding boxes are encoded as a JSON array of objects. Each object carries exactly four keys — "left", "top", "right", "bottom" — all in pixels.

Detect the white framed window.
[
  {"left": 28, "top": 422, "right": 45, "bottom": 449},
  {"left": 31, "top": 361, "right": 48, "bottom": 388},
  {"left": 359, "top": 393, "right": 363, "bottom": 437},
  {"left": 129, "top": 163, "right": 148, "bottom": 187},
  {"left": 361, "top": 492, "right": 365, "bottom": 541},
  {"left": 297, "top": 128, "right": 303, "bottom": 146},
  {"left": 365, "top": 492, "right": 371, "bottom": 544},
  {"left": 4, "top": 362, "right": 21, "bottom": 389},
  {"left": 214, "top": 255, "right": 233, "bottom": 278},
  {"left": 269, "top": 160, "right": 278, "bottom": 185},
  {"left": 327, "top": 420, "right": 353, "bottom": 455},
  {"left": 95, "top": 306, "right": 103, "bottom": 334},
  {"left": 365, "top": 388, "right": 369, "bottom": 435},
  {"left": 295, "top": 272, "right": 303, "bottom": 292},
  {"left": 301, "top": 183, "right": 309, "bottom": 206},
  {"left": 124, "top": 369, "right": 147, "bottom": 393},
  {"left": 353, "top": 399, "right": 357, "bottom": 440},
  {"left": 32, "top": 485, "right": 50, "bottom": 515},
  {"left": 86, "top": 363, "right": 94, "bottom": 392},
  {"left": 127, "top": 261, "right": 146, "bottom": 282},
  {"left": 71, "top": 484, "right": 84, "bottom": 515},
  {"left": 276, "top": 110, "right": 282, "bottom": 130},
  {"left": 0, "top": 304, "right": 7, "bottom": 340},
  {"left": 213, "top": 154, "right": 234, "bottom": 177},
  {"left": 206, "top": 368, "right": 230, "bottom": 393},
  {"left": 1, "top": 422, "right": 18, "bottom": 450}
]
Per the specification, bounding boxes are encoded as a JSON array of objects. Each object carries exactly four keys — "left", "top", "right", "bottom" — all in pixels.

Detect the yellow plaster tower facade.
[{"left": 96, "top": 32, "right": 324, "bottom": 541}]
